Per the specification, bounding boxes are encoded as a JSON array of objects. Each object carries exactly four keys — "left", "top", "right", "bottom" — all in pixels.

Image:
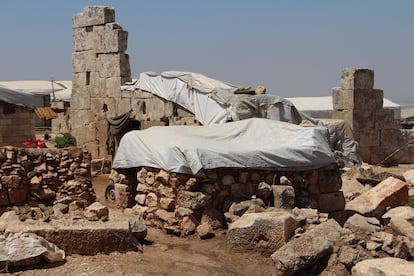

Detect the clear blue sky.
[{"left": 0, "top": 0, "right": 413, "bottom": 104}]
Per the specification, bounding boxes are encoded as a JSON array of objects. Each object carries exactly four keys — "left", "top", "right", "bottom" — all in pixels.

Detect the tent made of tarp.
[
  {"left": 286, "top": 96, "right": 401, "bottom": 120},
  {"left": 122, "top": 71, "right": 306, "bottom": 125},
  {"left": 112, "top": 118, "right": 336, "bottom": 175},
  {"left": 0, "top": 85, "right": 37, "bottom": 109},
  {"left": 0, "top": 80, "right": 72, "bottom": 102}
]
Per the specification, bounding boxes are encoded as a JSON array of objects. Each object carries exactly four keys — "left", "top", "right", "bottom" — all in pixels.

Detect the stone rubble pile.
[
  {"left": 115, "top": 165, "right": 414, "bottom": 275},
  {"left": 0, "top": 146, "right": 96, "bottom": 216}
]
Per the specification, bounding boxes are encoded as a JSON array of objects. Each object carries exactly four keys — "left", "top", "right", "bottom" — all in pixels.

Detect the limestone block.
[
  {"left": 104, "top": 77, "right": 124, "bottom": 98},
  {"left": 345, "top": 176, "right": 408, "bottom": 218},
  {"left": 375, "top": 109, "right": 397, "bottom": 130},
  {"left": 273, "top": 185, "right": 295, "bottom": 209},
  {"left": 317, "top": 191, "right": 345, "bottom": 213},
  {"left": 344, "top": 213, "right": 380, "bottom": 234},
  {"left": 390, "top": 218, "right": 414, "bottom": 240},
  {"left": 403, "top": 169, "right": 414, "bottom": 186},
  {"left": 72, "top": 51, "right": 97, "bottom": 73},
  {"left": 271, "top": 219, "right": 343, "bottom": 275},
  {"left": 382, "top": 206, "right": 414, "bottom": 223},
  {"left": 96, "top": 53, "right": 131, "bottom": 78},
  {"left": 116, "top": 98, "right": 131, "bottom": 115},
  {"left": 70, "top": 89, "right": 91, "bottom": 111},
  {"left": 352, "top": 108, "right": 375, "bottom": 131},
  {"left": 357, "top": 130, "right": 380, "bottom": 148},
  {"left": 341, "top": 68, "right": 374, "bottom": 90},
  {"left": 94, "top": 24, "right": 128, "bottom": 53},
  {"left": 332, "top": 109, "right": 354, "bottom": 127},
  {"left": 72, "top": 6, "right": 115, "bottom": 28},
  {"left": 0, "top": 190, "right": 10, "bottom": 206},
  {"left": 176, "top": 191, "right": 211, "bottom": 210},
  {"left": 228, "top": 211, "right": 298, "bottom": 256},
  {"left": 351, "top": 257, "right": 414, "bottom": 276},
  {"left": 318, "top": 168, "right": 341, "bottom": 193},
  {"left": 177, "top": 105, "right": 194, "bottom": 118},
  {"left": 90, "top": 97, "right": 117, "bottom": 120},
  {"left": 69, "top": 110, "right": 95, "bottom": 129},
  {"left": 332, "top": 87, "right": 353, "bottom": 110},
  {"left": 164, "top": 101, "right": 175, "bottom": 117},
  {"left": 145, "top": 97, "right": 168, "bottom": 121},
  {"left": 72, "top": 27, "right": 95, "bottom": 52},
  {"left": 71, "top": 125, "right": 96, "bottom": 145}
]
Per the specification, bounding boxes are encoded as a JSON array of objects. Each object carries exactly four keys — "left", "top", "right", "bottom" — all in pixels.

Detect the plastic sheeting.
[
  {"left": 0, "top": 85, "right": 37, "bottom": 109},
  {"left": 112, "top": 118, "right": 336, "bottom": 174},
  {"left": 122, "top": 71, "right": 305, "bottom": 125}
]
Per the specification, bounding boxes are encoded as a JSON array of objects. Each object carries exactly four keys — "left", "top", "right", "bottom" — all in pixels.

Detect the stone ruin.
[
  {"left": 110, "top": 164, "right": 345, "bottom": 238},
  {"left": 0, "top": 146, "right": 95, "bottom": 216},
  {"left": 333, "top": 68, "right": 414, "bottom": 165}
]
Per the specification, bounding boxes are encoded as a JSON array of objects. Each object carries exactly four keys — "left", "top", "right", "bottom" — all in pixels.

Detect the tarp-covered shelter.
[
  {"left": 122, "top": 71, "right": 307, "bottom": 126},
  {"left": 286, "top": 96, "right": 401, "bottom": 120},
  {"left": 113, "top": 118, "right": 337, "bottom": 175}
]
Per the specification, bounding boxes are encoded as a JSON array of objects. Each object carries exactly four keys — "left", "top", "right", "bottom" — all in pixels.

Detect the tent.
[
  {"left": 112, "top": 118, "right": 336, "bottom": 174},
  {"left": 122, "top": 71, "right": 306, "bottom": 125},
  {"left": 286, "top": 96, "right": 401, "bottom": 120},
  {"left": 0, "top": 85, "right": 37, "bottom": 109}
]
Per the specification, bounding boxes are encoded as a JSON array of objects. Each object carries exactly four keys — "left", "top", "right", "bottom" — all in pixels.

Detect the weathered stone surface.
[
  {"left": 318, "top": 191, "right": 345, "bottom": 213},
  {"left": 404, "top": 169, "right": 414, "bottom": 186},
  {"left": 390, "top": 218, "right": 414, "bottom": 241},
  {"left": 273, "top": 185, "right": 295, "bottom": 209},
  {"left": 2, "top": 211, "right": 142, "bottom": 255},
  {"left": 344, "top": 213, "right": 381, "bottom": 234},
  {"left": 341, "top": 68, "right": 374, "bottom": 91},
  {"left": 228, "top": 211, "right": 298, "bottom": 256},
  {"left": 337, "top": 246, "right": 371, "bottom": 270},
  {"left": 291, "top": 208, "right": 319, "bottom": 224},
  {"left": 228, "top": 198, "right": 266, "bottom": 217},
  {"left": 382, "top": 206, "right": 414, "bottom": 224},
  {"left": 271, "top": 219, "right": 343, "bottom": 275},
  {"left": 351, "top": 257, "right": 414, "bottom": 276},
  {"left": 0, "top": 232, "right": 65, "bottom": 266},
  {"left": 176, "top": 191, "right": 211, "bottom": 210},
  {"left": 72, "top": 6, "right": 115, "bottom": 28},
  {"left": 196, "top": 222, "right": 215, "bottom": 240},
  {"left": 84, "top": 202, "right": 109, "bottom": 221},
  {"left": 345, "top": 177, "right": 408, "bottom": 218}
]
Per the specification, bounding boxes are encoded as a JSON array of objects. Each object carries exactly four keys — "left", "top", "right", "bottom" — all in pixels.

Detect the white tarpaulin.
[
  {"left": 122, "top": 71, "right": 305, "bottom": 125},
  {"left": 0, "top": 85, "right": 37, "bottom": 109},
  {"left": 112, "top": 118, "right": 336, "bottom": 174}
]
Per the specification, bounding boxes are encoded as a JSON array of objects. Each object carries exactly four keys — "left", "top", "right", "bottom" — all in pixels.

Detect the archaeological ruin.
[{"left": 1, "top": 5, "right": 414, "bottom": 275}]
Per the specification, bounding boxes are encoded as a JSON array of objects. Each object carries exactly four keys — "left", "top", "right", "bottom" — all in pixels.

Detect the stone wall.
[
  {"left": 332, "top": 68, "right": 413, "bottom": 164},
  {"left": 71, "top": 6, "right": 198, "bottom": 161},
  {"left": 111, "top": 165, "right": 345, "bottom": 236},
  {"left": 0, "top": 146, "right": 95, "bottom": 215},
  {"left": 0, "top": 102, "right": 35, "bottom": 147}
]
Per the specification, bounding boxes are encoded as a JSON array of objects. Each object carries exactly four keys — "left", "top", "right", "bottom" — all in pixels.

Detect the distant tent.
[
  {"left": 286, "top": 96, "right": 401, "bottom": 120},
  {"left": 0, "top": 85, "right": 37, "bottom": 109}
]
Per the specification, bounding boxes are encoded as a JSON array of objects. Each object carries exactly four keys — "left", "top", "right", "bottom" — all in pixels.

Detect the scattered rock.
[{"left": 351, "top": 257, "right": 414, "bottom": 276}]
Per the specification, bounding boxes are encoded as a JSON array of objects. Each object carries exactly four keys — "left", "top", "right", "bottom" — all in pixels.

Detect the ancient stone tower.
[
  {"left": 71, "top": 6, "right": 131, "bottom": 159},
  {"left": 332, "top": 68, "right": 403, "bottom": 164}
]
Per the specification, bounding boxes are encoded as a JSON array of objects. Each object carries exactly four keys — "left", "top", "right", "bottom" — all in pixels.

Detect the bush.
[
  {"left": 407, "top": 197, "right": 414, "bottom": 208},
  {"left": 55, "top": 133, "right": 77, "bottom": 148}
]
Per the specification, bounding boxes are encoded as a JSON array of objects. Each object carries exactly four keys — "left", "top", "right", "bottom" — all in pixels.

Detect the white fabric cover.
[
  {"left": 0, "top": 85, "right": 37, "bottom": 109},
  {"left": 112, "top": 118, "right": 336, "bottom": 174},
  {"left": 122, "top": 71, "right": 305, "bottom": 125}
]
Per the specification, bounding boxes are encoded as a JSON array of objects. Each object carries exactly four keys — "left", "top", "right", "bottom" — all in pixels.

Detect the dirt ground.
[
  {"left": 3, "top": 165, "right": 413, "bottom": 276},
  {"left": 4, "top": 175, "right": 276, "bottom": 276}
]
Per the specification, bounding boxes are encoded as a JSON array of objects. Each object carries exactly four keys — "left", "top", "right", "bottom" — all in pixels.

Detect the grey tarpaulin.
[
  {"left": 112, "top": 118, "right": 336, "bottom": 175},
  {"left": 107, "top": 110, "right": 133, "bottom": 156}
]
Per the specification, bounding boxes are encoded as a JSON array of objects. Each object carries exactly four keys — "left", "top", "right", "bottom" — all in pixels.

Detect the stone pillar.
[
  {"left": 71, "top": 6, "right": 131, "bottom": 159},
  {"left": 332, "top": 68, "right": 400, "bottom": 164}
]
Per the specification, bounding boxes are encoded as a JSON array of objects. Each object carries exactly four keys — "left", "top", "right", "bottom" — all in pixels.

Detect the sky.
[{"left": 0, "top": 1, "right": 413, "bottom": 104}]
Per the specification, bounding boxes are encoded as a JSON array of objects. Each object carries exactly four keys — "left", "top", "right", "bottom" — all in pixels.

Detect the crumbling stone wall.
[
  {"left": 0, "top": 146, "right": 95, "bottom": 215},
  {"left": 333, "top": 68, "right": 412, "bottom": 164},
  {"left": 0, "top": 102, "right": 35, "bottom": 147},
  {"left": 111, "top": 165, "right": 345, "bottom": 236},
  {"left": 71, "top": 6, "right": 198, "bottom": 161}
]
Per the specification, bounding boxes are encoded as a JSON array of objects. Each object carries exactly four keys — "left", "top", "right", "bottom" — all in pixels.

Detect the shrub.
[
  {"left": 55, "top": 133, "right": 77, "bottom": 148},
  {"left": 407, "top": 197, "right": 414, "bottom": 208}
]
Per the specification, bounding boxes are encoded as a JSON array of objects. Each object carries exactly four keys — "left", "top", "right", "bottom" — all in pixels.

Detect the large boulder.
[
  {"left": 351, "top": 257, "right": 414, "bottom": 276},
  {"left": 382, "top": 206, "right": 414, "bottom": 224},
  {"left": 228, "top": 211, "right": 298, "bottom": 256},
  {"left": 271, "top": 219, "right": 343, "bottom": 276},
  {"left": 0, "top": 232, "right": 65, "bottom": 267},
  {"left": 345, "top": 176, "right": 408, "bottom": 218},
  {"left": 390, "top": 218, "right": 414, "bottom": 241}
]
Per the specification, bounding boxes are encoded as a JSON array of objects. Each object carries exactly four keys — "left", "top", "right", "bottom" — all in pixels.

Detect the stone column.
[
  {"left": 332, "top": 68, "right": 399, "bottom": 164},
  {"left": 71, "top": 6, "right": 131, "bottom": 159}
]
